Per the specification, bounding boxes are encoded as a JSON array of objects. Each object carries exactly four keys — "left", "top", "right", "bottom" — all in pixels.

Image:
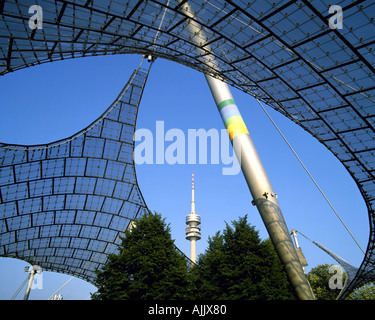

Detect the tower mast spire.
[
  {"left": 191, "top": 172, "right": 195, "bottom": 214},
  {"left": 186, "top": 172, "right": 201, "bottom": 263}
]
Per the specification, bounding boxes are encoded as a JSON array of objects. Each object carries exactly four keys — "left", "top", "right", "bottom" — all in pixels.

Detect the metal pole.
[
  {"left": 178, "top": 1, "right": 315, "bottom": 300},
  {"left": 290, "top": 229, "right": 308, "bottom": 274},
  {"left": 291, "top": 229, "right": 300, "bottom": 248},
  {"left": 24, "top": 266, "right": 36, "bottom": 300}
]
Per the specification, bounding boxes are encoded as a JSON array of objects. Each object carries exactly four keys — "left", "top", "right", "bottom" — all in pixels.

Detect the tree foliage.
[
  {"left": 92, "top": 213, "right": 299, "bottom": 300},
  {"left": 349, "top": 282, "right": 375, "bottom": 300},
  {"left": 307, "top": 263, "right": 375, "bottom": 300},
  {"left": 91, "top": 211, "right": 191, "bottom": 300},
  {"left": 191, "top": 215, "right": 297, "bottom": 300},
  {"left": 307, "top": 264, "right": 344, "bottom": 300}
]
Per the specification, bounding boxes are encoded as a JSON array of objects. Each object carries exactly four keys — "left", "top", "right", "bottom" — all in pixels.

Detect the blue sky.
[{"left": 0, "top": 53, "right": 369, "bottom": 299}]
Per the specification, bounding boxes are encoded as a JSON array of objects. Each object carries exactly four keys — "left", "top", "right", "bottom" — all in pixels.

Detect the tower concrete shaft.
[{"left": 185, "top": 172, "right": 201, "bottom": 263}]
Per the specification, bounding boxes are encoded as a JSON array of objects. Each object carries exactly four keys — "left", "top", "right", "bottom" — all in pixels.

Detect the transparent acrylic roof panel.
[{"left": 0, "top": 63, "right": 150, "bottom": 283}]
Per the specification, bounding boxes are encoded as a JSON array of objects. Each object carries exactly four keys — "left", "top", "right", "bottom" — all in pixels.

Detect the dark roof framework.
[
  {"left": 0, "top": 62, "right": 150, "bottom": 283},
  {"left": 0, "top": 0, "right": 374, "bottom": 298}
]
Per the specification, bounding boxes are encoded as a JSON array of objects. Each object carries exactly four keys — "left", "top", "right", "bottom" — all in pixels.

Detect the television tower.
[{"left": 185, "top": 172, "right": 201, "bottom": 263}]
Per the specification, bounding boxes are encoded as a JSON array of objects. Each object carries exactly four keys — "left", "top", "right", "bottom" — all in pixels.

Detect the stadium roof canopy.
[
  {"left": 0, "top": 62, "right": 151, "bottom": 283},
  {"left": 0, "top": 0, "right": 374, "bottom": 298}
]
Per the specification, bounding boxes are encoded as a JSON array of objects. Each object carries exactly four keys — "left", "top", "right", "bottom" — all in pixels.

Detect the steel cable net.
[
  {"left": 0, "top": 0, "right": 374, "bottom": 297},
  {"left": 0, "top": 65, "right": 149, "bottom": 283}
]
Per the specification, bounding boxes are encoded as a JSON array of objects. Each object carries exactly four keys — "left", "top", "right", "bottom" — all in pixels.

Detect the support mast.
[
  {"left": 178, "top": 1, "right": 315, "bottom": 299},
  {"left": 23, "top": 266, "right": 38, "bottom": 300},
  {"left": 291, "top": 229, "right": 310, "bottom": 274}
]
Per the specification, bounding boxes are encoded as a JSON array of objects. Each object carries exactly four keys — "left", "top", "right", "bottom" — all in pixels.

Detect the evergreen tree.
[
  {"left": 191, "top": 215, "right": 296, "bottom": 300},
  {"left": 258, "top": 238, "right": 297, "bottom": 300},
  {"left": 91, "top": 211, "right": 191, "bottom": 300}
]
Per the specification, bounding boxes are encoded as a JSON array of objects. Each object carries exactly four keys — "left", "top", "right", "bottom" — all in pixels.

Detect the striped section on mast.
[{"left": 217, "top": 98, "right": 249, "bottom": 140}]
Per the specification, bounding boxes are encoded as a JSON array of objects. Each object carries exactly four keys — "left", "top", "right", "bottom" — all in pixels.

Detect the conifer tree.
[
  {"left": 92, "top": 211, "right": 191, "bottom": 300},
  {"left": 191, "top": 215, "right": 296, "bottom": 300}
]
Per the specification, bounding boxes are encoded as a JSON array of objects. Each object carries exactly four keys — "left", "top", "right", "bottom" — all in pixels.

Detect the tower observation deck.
[{"left": 185, "top": 172, "right": 201, "bottom": 263}]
